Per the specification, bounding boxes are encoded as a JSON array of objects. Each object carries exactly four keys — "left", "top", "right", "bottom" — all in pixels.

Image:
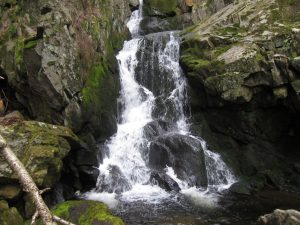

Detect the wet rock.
[
  {"left": 291, "top": 57, "right": 300, "bottom": 72},
  {"left": 97, "top": 165, "right": 132, "bottom": 194},
  {"left": 258, "top": 209, "right": 300, "bottom": 225},
  {"left": 150, "top": 171, "right": 181, "bottom": 192},
  {"left": 229, "top": 181, "right": 251, "bottom": 195},
  {"left": 140, "top": 0, "right": 193, "bottom": 35},
  {"left": 143, "top": 119, "right": 174, "bottom": 140},
  {"left": 77, "top": 166, "right": 100, "bottom": 189},
  {"left": 143, "top": 0, "right": 177, "bottom": 17},
  {"left": 149, "top": 133, "right": 207, "bottom": 188},
  {"left": 140, "top": 14, "right": 192, "bottom": 35},
  {"left": 129, "top": 0, "right": 140, "bottom": 10}
]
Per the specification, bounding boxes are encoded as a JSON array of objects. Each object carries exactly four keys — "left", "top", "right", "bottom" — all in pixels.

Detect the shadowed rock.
[{"left": 149, "top": 133, "right": 207, "bottom": 188}]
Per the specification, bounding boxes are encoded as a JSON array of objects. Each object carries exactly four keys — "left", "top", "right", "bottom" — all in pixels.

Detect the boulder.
[
  {"left": 291, "top": 57, "right": 300, "bottom": 72},
  {"left": 143, "top": 119, "right": 174, "bottom": 140},
  {"left": 258, "top": 209, "right": 300, "bottom": 225},
  {"left": 0, "top": 201, "right": 23, "bottom": 225},
  {"left": 96, "top": 165, "right": 132, "bottom": 194},
  {"left": 129, "top": 0, "right": 140, "bottom": 10},
  {"left": 229, "top": 181, "right": 251, "bottom": 195},
  {"left": 149, "top": 133, "right": 207, "bottom": 188},
  {"left": 143, "top": 0, "right": 178, "bottom": 17},
  {"left": 0, "top": 120, "right": 86, "bottom": 199},
  {"left": 150, "top": 171, "right": 181, "bottom": 192}
]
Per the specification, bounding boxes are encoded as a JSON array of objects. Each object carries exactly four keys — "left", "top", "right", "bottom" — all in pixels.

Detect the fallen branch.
[
  {"left": 53, "top": 216, "right": 76, "bottom": 225},
  {"left": 0, "top": 135, "right": 76, "bottom": 225}
]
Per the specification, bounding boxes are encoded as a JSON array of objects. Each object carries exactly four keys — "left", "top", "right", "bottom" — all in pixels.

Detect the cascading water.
[{"left": 84, "top": 0, "right": 235, "bottom": 213}]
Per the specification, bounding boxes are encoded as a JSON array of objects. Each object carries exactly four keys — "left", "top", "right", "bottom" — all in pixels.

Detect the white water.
[{"left": 84, "top": 0, "right": 236, "bottom": 208}]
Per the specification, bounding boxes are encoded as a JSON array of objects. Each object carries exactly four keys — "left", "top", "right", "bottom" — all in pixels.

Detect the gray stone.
[{"left": 258, "top": 209, "right": 300, "bottom": 225}]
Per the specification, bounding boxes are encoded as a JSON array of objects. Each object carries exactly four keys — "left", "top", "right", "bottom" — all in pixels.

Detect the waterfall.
[{"left": 84, "top": 0, "right": 235, "bottom": 207}]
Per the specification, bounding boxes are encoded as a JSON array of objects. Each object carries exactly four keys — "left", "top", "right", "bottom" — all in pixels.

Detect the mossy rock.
[
  {"left": 50, "top": 200, "right": 124, "bottom": 225},
  {"left": 143, "top": 0, "right": 178, "bottom": 16},
  {"left": 0, "top": 120, "right": 81, "bottom": 190},
  {"left": 0, "top": 206, "right": 23, "bottom": 225}
]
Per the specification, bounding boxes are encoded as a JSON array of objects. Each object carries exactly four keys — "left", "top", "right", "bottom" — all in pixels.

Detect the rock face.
[
  {"left": 180, "top": 0, "right": 300, "bottom": 192},
  {"left": 258, "top": 209, "right": 300, "bottom": 225},
  {"left": 140, "top": 0, "right": 194, "bottom": 34},
  {"left": 0, "top": 0, "right": 131, "bottom": 144},
  {"left": 0, "top": 2, "right": 132, "bottom": 215},
  {"left": 51, "top": 200, "right": 124, "bottom": 225}
]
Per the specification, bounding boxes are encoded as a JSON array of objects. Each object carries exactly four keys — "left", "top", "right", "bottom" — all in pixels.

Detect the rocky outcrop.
[
  {"left": 0, "top": 0, "right": 131, "bottom": 145},
  {"left": 258, "top": 209, "right": 300, "bottom": 225},
  {"left": 180, "top": 0, "right": 300, "bottom": 193}
]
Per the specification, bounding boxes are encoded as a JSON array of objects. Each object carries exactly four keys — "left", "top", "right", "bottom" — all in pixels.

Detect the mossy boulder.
[
  {"left": 0, "top": 200, "right": 23, "bottom": 225},
  {"left": 50, "top": 200, "right": 124, "bottom": 225},
  {"left": 140, "top": 0, "right": 193, "bottom": 35},
  {"left": 0, "top": 120, "right": 81, "bottom": 199},
  {"left": 143, "top": 0, "right": 178, "bottom": 16}
]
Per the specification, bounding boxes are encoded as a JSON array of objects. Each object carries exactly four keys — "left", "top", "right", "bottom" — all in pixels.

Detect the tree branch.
[
  {"left": 31, "top": 211, "right": 39, "bottom": 225},
  {"left": 53, "top": 216, "right": 76, "bottom": 225}
]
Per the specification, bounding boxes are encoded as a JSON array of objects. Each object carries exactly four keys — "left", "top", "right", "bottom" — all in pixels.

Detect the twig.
[
  {"left": 40, "top": 188, "right": 51, "bottom": 195},
  {"left": 30, "top": 211, "right": 39, "bottom": 225},
  {"left": 53, "top": 216, "right": 76, "bottom": 225}
]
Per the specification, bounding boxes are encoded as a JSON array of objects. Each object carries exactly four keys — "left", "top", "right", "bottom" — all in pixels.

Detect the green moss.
[
  {"left": 145, "top": 0, "right": 177, "bottom": 15},
  {"left": 24, "top": 39, "right": 38, "bottom": 49},
  {"left": 276, "top": 0, "right": 300, "bottom": 22},
  {"left": 255, "top": 52, "right": 265, "bottom": 62},
  {"left": 213, "top": 45, "right": 233, "bottom": 57},
  {"left": 82, "top": 63, "right": 106, "bottom": 106},
  {"left": 0, "top": 207, "right": 23, "bottom": 225},
  {"left": 270, "top": 8, "right": 282, "bottom": 21},
  {"left": 1, "top": 121, "right": 77, "bottom": 187},
  {"left": 50, "top": 200, "right": 124, "bottom": 225},
  {"left": 14, "top": 38, "right": 24, "bottom": 66},
  {"left": 205, "top": 72, "right": 245, "bottom": 93}
]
